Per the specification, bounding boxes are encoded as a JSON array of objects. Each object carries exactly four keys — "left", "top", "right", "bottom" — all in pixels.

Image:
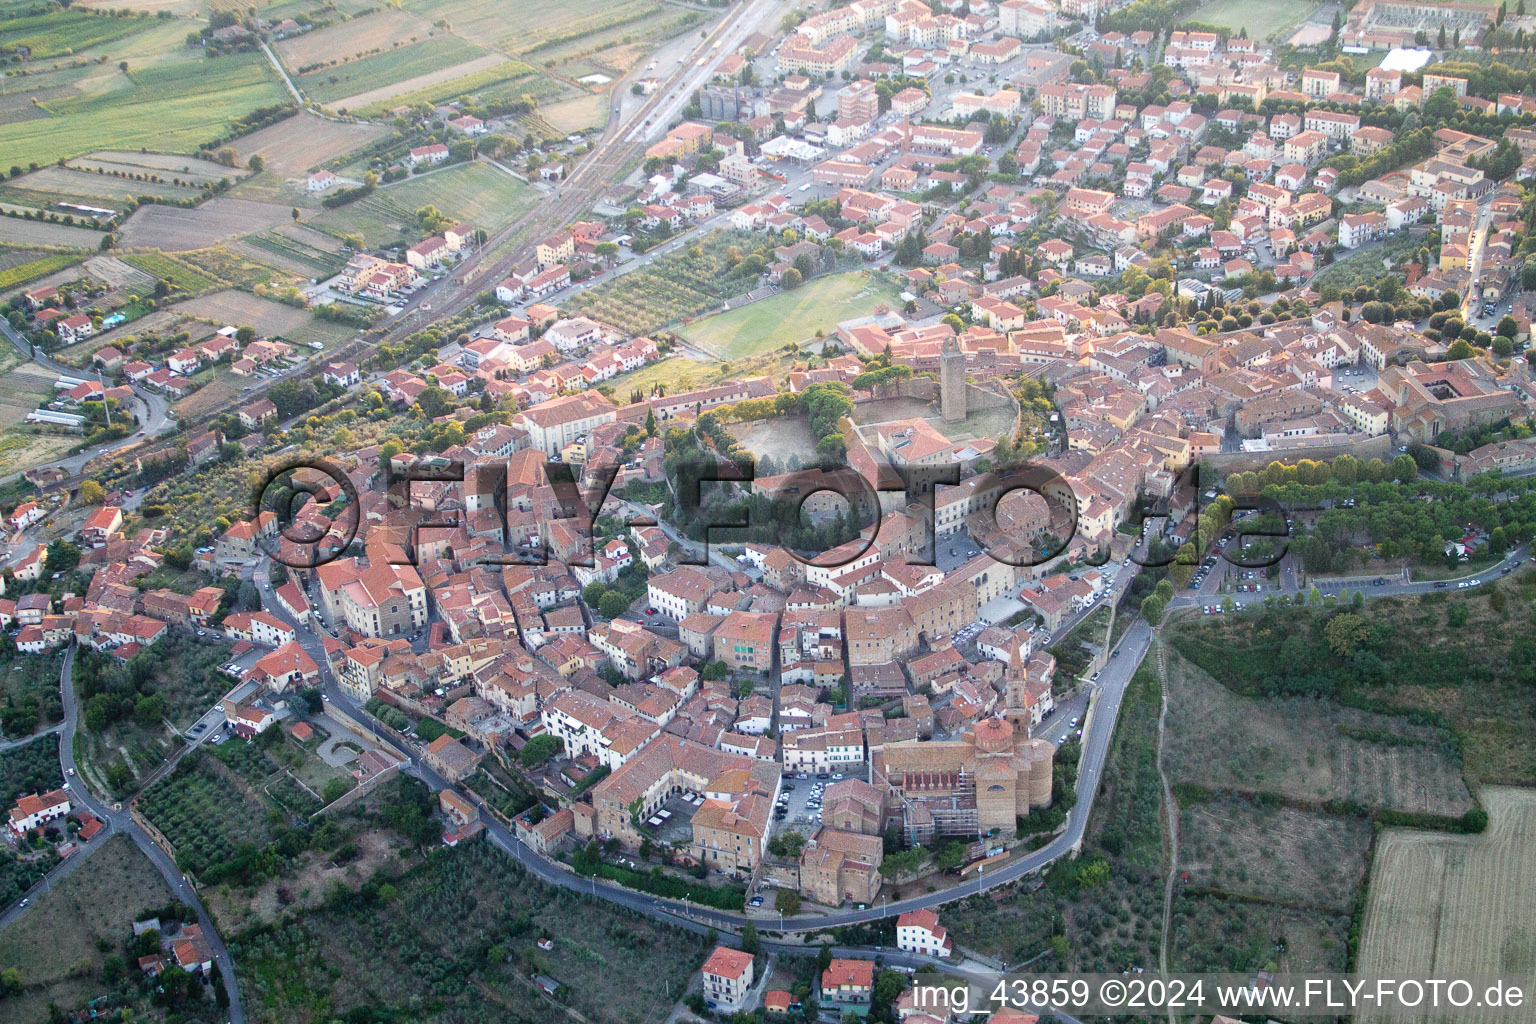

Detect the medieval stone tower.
[{"left": 939, "top": 335, "right": 967, "bottom": 423}]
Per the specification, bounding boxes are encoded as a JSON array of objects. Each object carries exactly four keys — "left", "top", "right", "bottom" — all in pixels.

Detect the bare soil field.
[
  {"left": 84, "top": 255, "right": 156, "bottom": 291},
  {"left": 1358, "top": 787, "right": 1536, "bottom": 1024},
  {"left": 0, "top": 357, "right": 53, "bottom": 428},
  {"left": 234, "top": 111, "right": 390, "bottom": 178},
  {"left": 1164, "top": 649, "right": 1472, "bottom": 817},
  {"left": 0, "top": 835, "right": 175, "bottom": 1024},
  {"left": 730, "top": 415, "right": 819, "bottom": 466},
  {"left": 332, "top": 51, "right": 511, "bottom": 111},
  {"left": 116, "top": 197, "right": 294, "bottom": 250},
  {"left": 176, "top": 289, "right": 317, "bottom": 336},
  {"left": 275, "top": 7, "right": 433, "bottom": 68},
  {"left": 173, "top": 374, "right": 239, "bottom": 421},
  {"left": 543, "top": 90, "right": 610, "bottom": 134},
  {"left": 1179, "top": 795, "right": 1372, "bottom": 912},
  {"left": 0, "top": 217, "right": 105, "bottom": 248}
]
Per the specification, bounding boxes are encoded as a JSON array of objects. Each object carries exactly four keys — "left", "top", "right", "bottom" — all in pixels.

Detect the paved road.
[
  {"left": 1169, "top": 543, "right": 1527, "bottom": 613},
  {"left": 0, "top": 316, "right": 173, "bottom": 483},
  {"left": 0, "top": 649, "right": 246, "bottom": 1023},
  {"left": 0, "top": 723, "right": 61, "bottom": 752}
]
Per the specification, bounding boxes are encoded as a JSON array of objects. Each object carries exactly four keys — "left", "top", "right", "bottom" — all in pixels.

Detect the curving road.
[
  {"left": 245, "top": 551, "right": 1155, "bottom": 934},
  {"left": 0, "top": 316, "right": 174, "bottom": 484},
  {"left": 0, "top": 649, "right": 245, "bottom": 1023}
]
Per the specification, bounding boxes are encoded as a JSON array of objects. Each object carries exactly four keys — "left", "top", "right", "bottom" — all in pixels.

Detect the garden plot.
[{"left": 0, "top": 835, "right": 175, "bottom": 1024}]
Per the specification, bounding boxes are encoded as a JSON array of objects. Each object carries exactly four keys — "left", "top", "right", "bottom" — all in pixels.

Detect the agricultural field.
[
  {"left": 174, "top": 290, "right": 355, "bottom": 348},
  {"left": 0, "top": 164, "right": 203, "bottom": 217},
  {"left": 1188, "top": 0, "right": 1319, "bottom": 40},
  {"left": 116, "top": 196, "right": 295, "bottom": 251},
  {"left": 0, "top": 51, "right": 288, "bottom": 170},
  {"left": 117, "top": 251, "right": 223, "bottom": 294},
  {"left": 340, "top": 52, "right": 513, "bottom": 114},
  {"left": 0, "top": 352, "right": 59, "bottom": 429},
  {"left": 0, "top": 251, "right": 83, "bottom": 293},
  {"left": 138, "top": 749, "right": 275, "bottom": 881},
  {"left": 234, "top": 837, "right": 709, "bottom": 1024},
  {"left": 295, "top": 33, "right": 487, "bottom": 105},
  {"left": 1357, "top": 787, "right": 1536, "bottom": 1024},
  {"left": 274, "top": 6, "right": 433, "bottom": 68},
  {"left": 231, "top": 226, "right": 348, "bottom": 278},
  {"left": 0, "top": 835, "right": 175, "bottom": 1024},
  {"left": 0, "top": 646, "right": 65, "bottom": 742},
  {"left": 1170, "top": 581, "right": 1536, "bottom": 787},
  {"left": 1179, "top": 794, "right": 1373, "bottom": 914},
  {"left": 364, "top": 59, "right": 548, "bottom": 119},
  {"left": 73, "top": 149, "right": 246, "bottom": 185},
  {"left": 566, "top": 231, "right": 768, "bottom": 338},
  {"left": 401, "top": 0, "right": 701, "bottom": 86},
  {"left": 1162, "top": 648, "right": 1473, "bottom": 817},
  {"left": 0, "top": 8, "right": 155, "bottom": 60},
  {"left": 231, "top": 111, "right": 390, "bottom": 181},
  {"left": 0, "top": 216, "right": 106, "bottom": 249},
  {"left": 679, "top": 272, "right": 901, "bottom": 361},
  {"left": 314, "top": 160, "right": 537, "bottom": 248}
]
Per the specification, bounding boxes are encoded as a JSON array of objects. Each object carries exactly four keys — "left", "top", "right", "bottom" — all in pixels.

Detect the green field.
[
  {"left": 0, "top": 253, "right": 83, "bottom": 290},
  {"left": 354, "top": 59, "right": 540, "bottom": 116},
  {"left": 119, "top": 251, "right": 223, "bottom": 294},
  {"left": 0, "top": 52, "right": 287, "bottom": 170},
  {"left": 315, "top": 161, "right": 537, "bottom": 247},
  {"left": 0, "top": 9, "right": 155, "bottom": 59},
  {"left": 297, "top": 34, "right": 487, "bottom": 104},
  {"left": 680, "top": 272, "right": 901, "bottom": 360},
  {"left": 1189, "top": 0, "right": 1318, "bottom": 39}
]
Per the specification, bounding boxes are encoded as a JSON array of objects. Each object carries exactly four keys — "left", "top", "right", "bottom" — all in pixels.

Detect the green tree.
[
  {"left": 598, "top": 591, "right": 628, "bottom": 619},
  {"left": 741, "top": 921, "right": 760, "bottom": 956},
  {"left": 520, "top": 733, "right": 564, "bottom": 767}
]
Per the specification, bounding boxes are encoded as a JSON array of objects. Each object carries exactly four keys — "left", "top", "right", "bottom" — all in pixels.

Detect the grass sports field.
[
  {"left": 1189, "top": 0, "right": 1318, "bottom": 40},
  {"left": 0, "top": 51, "right": 287, "bottom": 170},
  {"left": 1357, "top": 788, "right": 1536, "bottom": 1023},
  {"left": 680, "top": 272, "right": 900, "bottom": 360},
  {"left": 315, "top": 161, "right": 537, "bottom": 247}
]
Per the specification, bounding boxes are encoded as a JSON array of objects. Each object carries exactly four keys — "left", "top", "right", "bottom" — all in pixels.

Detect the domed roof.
[{"left": 973, "top": 715, "right": 1015, "bottom": 753}]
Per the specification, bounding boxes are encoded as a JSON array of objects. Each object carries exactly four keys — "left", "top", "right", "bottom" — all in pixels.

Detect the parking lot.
[
  {"left": 1330, "top": 361, "right": 1378, "bottom": 396},
  {"left": 774, "top": 767, "right": 865, "bottom": 838}
]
